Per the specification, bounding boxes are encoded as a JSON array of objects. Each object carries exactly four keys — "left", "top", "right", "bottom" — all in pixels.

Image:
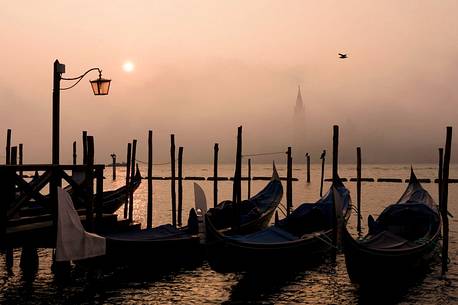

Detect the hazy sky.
[{"left": 1, "top": 1, "right": 457, "bottom": 165}]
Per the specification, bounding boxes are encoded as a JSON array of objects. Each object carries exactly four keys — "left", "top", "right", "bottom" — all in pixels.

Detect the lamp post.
[{"left": 52, "top": 59, "right": 111, "bottom": 166}]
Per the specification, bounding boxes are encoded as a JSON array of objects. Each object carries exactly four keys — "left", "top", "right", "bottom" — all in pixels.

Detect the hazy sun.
[{"left": 123, "top": 61, "right": 134, "bottom": 73}]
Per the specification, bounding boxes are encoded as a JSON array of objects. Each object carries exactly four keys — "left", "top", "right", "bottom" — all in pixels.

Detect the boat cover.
[
  {"left": 277, "top": 185, "right": 351, "bottom": 237},
  {"left": 230, "top": 226, "right": 299, "bottom": 243},
  {"left": 56, "top": 187, "right": 106, "bottom": 261},
  {"left": 106, "top": 224, "right": 190, "bottom": 241},
  {"left": 364, "top": 170, "right": 440, "bottom": 248}
]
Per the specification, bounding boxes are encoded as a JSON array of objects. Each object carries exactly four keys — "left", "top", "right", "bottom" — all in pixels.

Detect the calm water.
[{"left": 1, "top": 163, "right": 457, "bottom": 304}]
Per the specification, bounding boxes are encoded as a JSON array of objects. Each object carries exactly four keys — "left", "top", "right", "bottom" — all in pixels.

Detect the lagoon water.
[{"left": 1, "top": 163, "right": 457, "bottom": 304}]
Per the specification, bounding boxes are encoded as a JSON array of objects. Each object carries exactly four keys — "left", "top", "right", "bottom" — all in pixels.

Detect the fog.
[{"left": 1, "top": 1, "right": 458, "bottom": 165}]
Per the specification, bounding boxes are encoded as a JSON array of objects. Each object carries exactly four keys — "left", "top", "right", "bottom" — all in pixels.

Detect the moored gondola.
[
  {"left": 205, "top": 165, "right": 283, "bottom": 240},
  {"left": 20, "top": 168, "right": 142, "bottom": 217},
  {"left": 205, "top": 179, "right": 350, "bottom": 272},
  {"left": 342, "top": 169, "right": 441, "bottom": 286}
]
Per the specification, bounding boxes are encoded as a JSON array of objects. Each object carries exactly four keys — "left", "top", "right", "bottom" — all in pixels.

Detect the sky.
[{"left": 1, "top": 1, "right": 458, "bottom": 165}]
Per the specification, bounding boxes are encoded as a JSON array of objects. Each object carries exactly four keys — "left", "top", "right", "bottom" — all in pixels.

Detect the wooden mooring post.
[
  {"left": 306, "top": 153, "right": 310, "bottom": 183},
  {"left": 247, "top": 158, "right": 252, "bottom": 198},
  {"left": 178, "top": 146, "right": 183, "bottom": 227},
  {"left": 129, "top": 139, "right": 137, "bottom": 223},
  {"left": 95, "top": 166, "right": 104, "bottom": 224},
  {"left": 438, "top": 148, "right": 443, "bottom": 212},
  {"left": 72, "top": 141, "right": 77, "bottom": 165},
  {"left": 5, "top": 129, "right": 11, "bottom": 165},
  {"left": 332, "top": 125, "right": 339, "bottom": 251},
  {"left": 86, "top": 136, "right": 95, "bottom": 232},
  {"left": 0, "top": 167, "right": 14, "bottom": 273},
  {"left": 320, "top": 150, "right": 326, "bottom": 197},
  {"left": 232, "top": 127, "right": 242, "bottom": 230},
  {"left": 110, "top": 153, "right": 117, "bottom": 180},
  {"left": 11, "top": 146, "right": 17, "bottom": 165},
  {"left": 356, "top": 147, "right": 362, "bottom": 235},
  {"left": 82, "top": 131, "right": 88, "bottom": 165},
  {"left": 170, "top": 134, "right": 177, "bottom": 227},
  {"left": 18, "top": 143, "right": 23, "bottom": 178},
  {"left": 286, "top": 147, "right": 293, "bottom": 216},
  {"left": 147, "top": 130, "right": 153, "bottom": 229},
  {"left": 124, "top": 142, "right": 132, "bottom": 219},
  {"left": 213, "top": 143, "right": 219, "bottom": 208},
  {"left": 441, "top": 127, "right": 452, "bottom": 275}
]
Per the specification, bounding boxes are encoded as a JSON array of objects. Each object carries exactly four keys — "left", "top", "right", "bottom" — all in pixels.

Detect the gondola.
[
  {"left": 104, "top": 170, "right": 282, "bottom": 271},
  {"left": 205, "top": 165, "right": 283, "bottom": 240},
  {"left": 57, "top": 183, "right": 204, "bottom": 272},
  {"left": 104, "top": 221, "right": 202, "bottom": 271},
  {"left": 19, "top": 168, "right": 142, "bottom": 217},
  {"left": 57, "top": 168, "right": 282, "bottom": 272},
  {"left": 205, "top": 178, "right": 350, "bottom": 272},
  {"left": 111, "top": 166, "right": 283, "bottom": 271},
  {"left": 342, "top": 169, "right": 441, "bottom": 286}
]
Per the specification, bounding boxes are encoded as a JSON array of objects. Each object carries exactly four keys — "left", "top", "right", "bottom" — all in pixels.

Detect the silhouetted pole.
[
  {"left": 320, "top": 150, "right": 326, "bottom": 197},
  {"left": 247, "top": 158, "right": 252, "bottom": 198},
  {"left": 124, "top": 143, "right": 132, "bottom": 219},
  {"left": 332, "top": 126, "right": 339, "bottom": 183},
  {"left": 356, "top": 147, "right": 362, "bottom": 235},
  {"left": 286, "top": 147, "right": 293, "bottom": 216},
  {"left": 332, "top": 125, "right": 339, "bottom": 251},
  {"left": 306, "top": 153, "right": 310, "bottom": 183},
  {"left": 146, "top": 131, "right": 153, "bottom": 229},
  {"left": 232, "top": 126, "right": 242, "bottom": 229},
  {"left": 438, "top": 148, "right": 443, "bottom": 212},
  {"left": 213, "top": 143, "right": 219, "bottom": 208},
  {"left": 170, "top": 134, "right": 177, "bottom": 227},
  {"left": 11, "top": 146, "right": 17, "bottom": 165},
  {"left": 129, "top": 139, "right": 137, "bottom": 223},
  {"left": 2, "top": 131, "right": 12, "bottom": 270},
  {"left": 72, "top": 141, "right": 77, "bottom": 165},
  {"left": 86, "top": 136, "right": 95, "bottom": 232},
  {"left": 236, "top": 128, "right": 242, "bottom": 204},
  {"left": 52, "top": 60, "right": 61, "bottom": 166},
  {"left": 177, "top": 147, "right": 184, "bottom": 227},
  {"left": 441, "top": 127, "right": 452, "bottom": 275},
  {"left": 82, "top": 131, "right": 88, "bottom": 165},
  {"left": 18, "top": 143, "right": 23, "bottom": 178},
  {"left": 5, "top": 129, "right": 11, "bottom": 165},
  {"left": 110, "top": 153, "right": 116, "bottom": 180}
]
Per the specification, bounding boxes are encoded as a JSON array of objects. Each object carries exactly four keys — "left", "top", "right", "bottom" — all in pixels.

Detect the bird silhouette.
[{"left": 338, "top": 53, "right": 348, "bottom": 59}]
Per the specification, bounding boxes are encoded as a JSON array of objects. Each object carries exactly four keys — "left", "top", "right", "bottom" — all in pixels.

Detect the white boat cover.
[{"left": 56, "top": 187, "right": 106, "bottom": 261}]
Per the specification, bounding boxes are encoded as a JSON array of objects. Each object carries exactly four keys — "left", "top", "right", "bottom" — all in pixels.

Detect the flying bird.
[{"left": 338, "top": 53, "right": 348, "bottom": 59}]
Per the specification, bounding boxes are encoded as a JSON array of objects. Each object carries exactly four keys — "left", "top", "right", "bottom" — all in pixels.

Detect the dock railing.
[{"left": 0, "top": 164, "right": 104, "bottom": 245}]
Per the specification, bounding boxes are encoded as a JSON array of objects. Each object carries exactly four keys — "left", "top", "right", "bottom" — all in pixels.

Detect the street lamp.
[{"left": 52, "top": 59, "right": 111, "bottom": 166}]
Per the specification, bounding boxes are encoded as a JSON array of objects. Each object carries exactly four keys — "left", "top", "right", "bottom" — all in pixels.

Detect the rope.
[
  {"left": 277, "top": 204, "right": 288, "bottom": 217},
  {"left": 242, "top": 151, "right": 285, "bottom": 158},
  {"left": 135, "top": 159, "right": 171, "bottom": 166},
  {"left": 314, "top": 233, "right": 340, "bottom": 250},
  {"left": 351, "top": 206, "right": 363, "bottom": 220}
]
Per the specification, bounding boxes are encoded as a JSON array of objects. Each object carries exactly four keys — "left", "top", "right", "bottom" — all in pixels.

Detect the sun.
[{"left": 122, "top": 61, "right": 134, "bottom": 73}]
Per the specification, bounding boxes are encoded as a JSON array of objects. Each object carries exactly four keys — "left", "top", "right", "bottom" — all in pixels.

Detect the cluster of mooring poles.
[{"left": 1, "top": 124, "right": 454, "bottom": 277}]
